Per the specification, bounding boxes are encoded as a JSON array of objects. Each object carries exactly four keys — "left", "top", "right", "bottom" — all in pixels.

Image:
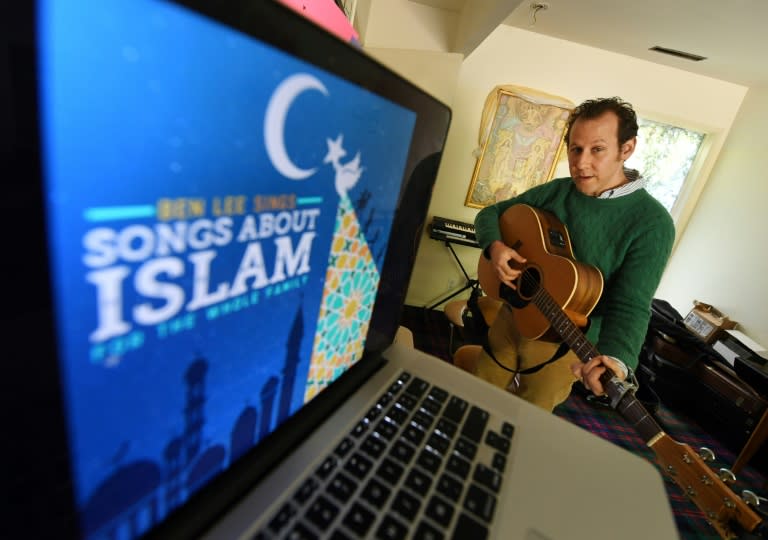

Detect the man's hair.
[{"left": 565, "top": 97, "right": 638, "bottom": 145}]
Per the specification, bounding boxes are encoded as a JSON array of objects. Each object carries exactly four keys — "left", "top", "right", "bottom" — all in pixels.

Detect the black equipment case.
[{"left": 639, "top": 299, "right": 768, "bottom": 453}]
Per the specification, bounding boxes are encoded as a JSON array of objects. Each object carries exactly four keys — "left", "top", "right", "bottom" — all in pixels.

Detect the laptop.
[{"left": 2, "top": 1, "right": 678, "bottom": 539}]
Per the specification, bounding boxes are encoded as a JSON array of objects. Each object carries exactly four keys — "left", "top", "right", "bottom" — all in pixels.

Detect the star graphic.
[{"left": 324, "top": 134, "right": 346, "bottom": 164}]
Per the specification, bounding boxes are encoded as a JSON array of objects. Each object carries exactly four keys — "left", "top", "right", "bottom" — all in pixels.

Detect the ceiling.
[{"left": 410, "top": 0, "right": 768, "bottom": 88}]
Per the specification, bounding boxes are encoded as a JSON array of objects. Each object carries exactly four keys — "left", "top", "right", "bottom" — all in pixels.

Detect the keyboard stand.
[{"left": 426, "top": 240, "right": 479, "bottom": 310}]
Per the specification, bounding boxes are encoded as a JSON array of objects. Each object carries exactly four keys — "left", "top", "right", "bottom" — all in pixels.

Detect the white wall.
[{"left": 656, "top": 87, "right": 768, "bottom": 347}]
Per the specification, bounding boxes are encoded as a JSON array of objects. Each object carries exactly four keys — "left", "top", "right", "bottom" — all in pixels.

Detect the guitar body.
[{"left": 477, "top": 204, "right": 604, "bottom": 341}]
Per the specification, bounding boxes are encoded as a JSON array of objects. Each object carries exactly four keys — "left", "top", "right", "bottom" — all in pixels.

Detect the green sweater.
[{"left": 474, "top": 177, "right": 675, "bottom": 369}]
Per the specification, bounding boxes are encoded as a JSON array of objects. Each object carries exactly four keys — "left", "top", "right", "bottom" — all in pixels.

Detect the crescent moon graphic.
[{"left": 265, "top": 74, "right": 328, "bottom": 180}]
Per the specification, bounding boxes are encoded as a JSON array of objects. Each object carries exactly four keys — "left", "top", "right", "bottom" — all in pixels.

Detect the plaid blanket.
[{"left": 555, "top": 391, "right": 767, "bottom": 539}]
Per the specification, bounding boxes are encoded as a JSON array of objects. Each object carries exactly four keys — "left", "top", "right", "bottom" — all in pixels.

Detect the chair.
[
  {"left": 442, "top": 285, "right": 502, "bottom": 359},
  {"left": 443, "top": 299, "right": 468, "bottom": 357}
]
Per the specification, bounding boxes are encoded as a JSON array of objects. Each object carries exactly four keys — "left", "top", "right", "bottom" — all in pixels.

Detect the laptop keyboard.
[{"left": 251, "top": 370, "right": 515, "bottom": 540}]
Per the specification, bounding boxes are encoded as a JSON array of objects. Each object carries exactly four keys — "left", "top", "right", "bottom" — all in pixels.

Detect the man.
[{"left": 455, "top": 97, "right": 675, "bottom": 412}]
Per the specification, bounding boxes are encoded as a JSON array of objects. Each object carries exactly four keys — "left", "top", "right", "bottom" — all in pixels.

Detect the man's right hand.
[{"left": 488, "top": 240, "right": 527, "bottom": 288}]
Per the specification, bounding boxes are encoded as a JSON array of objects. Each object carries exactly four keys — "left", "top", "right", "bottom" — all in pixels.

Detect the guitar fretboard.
[{"left": 530, "top": 285, "right": 665, "bottom": 444}]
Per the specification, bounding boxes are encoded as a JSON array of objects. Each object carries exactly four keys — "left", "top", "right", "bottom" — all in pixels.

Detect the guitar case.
[{"left": 639, "top": 299, "right": 768, "bottom": 456}]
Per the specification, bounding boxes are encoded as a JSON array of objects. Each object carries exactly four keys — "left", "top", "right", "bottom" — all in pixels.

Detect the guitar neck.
[{"left": 532, "top": 288, "right": 665, "bottom": 444}]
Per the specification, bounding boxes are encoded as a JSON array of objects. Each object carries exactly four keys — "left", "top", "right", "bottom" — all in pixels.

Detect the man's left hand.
[{"left": 571, "top": 355, "right": 626, "bottom": 396}]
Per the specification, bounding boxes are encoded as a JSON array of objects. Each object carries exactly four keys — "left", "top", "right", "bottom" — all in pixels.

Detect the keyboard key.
[
  {"left": 391, "top": 440, "right": 416, "bottom": 464},
  {"left": 464, "top": 484, "right": 496, "bottom": 522},
  {"left": 391, "top": 489, "right": 421, "bottom": 521},
  {"left": 405, "top": 377, "right": 429, "bottom": 398},
  {"left": 485, "top": 431, "right": 510, "bottom": 454},
  {"left": 415, "top": 520, "right": 444, "bottom": 540},
  {"left": 404, "top": 468, "right": 432, "bottom": 496},
  {"left": 501, "top": 421, "right": 515, "bottom": 439},
  {"left": 416, "top": 448, "right": 442, "bottom": 474},
  {"left": 378, "top": 391, "right": 394, "bottom": 408},
  {"left": 492, "top": 452, "right": 506, "bottom": 473},
  {"left": 330, "top": 530, "right": 353, "bottom": 540},
  {"left": 402, "top": 424, "right": 426, "bottom": 446},
  {"left": 413, "top": 409, "right": 435, "bottom": 429},
  {"left": 305, "top": 495, "right": 340, "bottom": 531},
  {"left": 361, "top": 435, "right": 387, "bottom": 459},
  {"left": 361, "top": 477, "right": 391, "bottom": 507},
  {"left": 351, "top": 419, "right": 369, "bottom": 438},
  {"left": 334, "top": 437, "right": 354, "bottom": 459},
  {"left": 445, "top": 454, "right": 470, "bottom": 479},
  {"left": 425, "top": 495, "right": 454, "bottom": 527},
  {"left": 451, "top": 513, "right": 488, "bottom": 540},
  {"left": 386, "top": 405, "right": 409, "bottom": 426},
  {"left": 376, "top": 458, "right": 405, "bottom": 486},
  {"left": 437, "top": 473, "right": 463, "bottom": 502},
  {"left": 442, "top": 396, "right": 468, "bottom": 424},
  {"left": 287, "top": 521, "right": 319, "bottom": 540},
  {"left": 397, "top": 371, "right": 412, "bottom": 385},
  {"left": 327, "top": 472, "right": 357, "bottom": 503},
  {"left": 473, "top": 464, "right": 501, "bottom": 493},
  {"left": 435, "top": 418, "right": 457, "bottom": 439},
  {"left": 268, "top": 501, "right": 297, "bottom": 533},
  {"left": 375, "top": 419, "right": 399, "bottom": 440},
  {"left": 460, "top": 406, "right": 489, "bottom": 443},
  {"left": 428, "top": 386, "right": 448, "bottom": 403},
  {"left": 343, "top": 502, "right": 376, "bottom": 536},
  {"left": 344, "top": 452, "right": 373, "bottom": 480},
  {"left": 376, "top": 515, "right": 409, "bottom": 540},
  {"left": 421, "top": 398, "right": 442, "bottom": 416},
  {"left": 366, "top": 404, "right": 384, "bottom": 422},
  {"left": 316, "top": 455, "right": 338, "bottom": 479},
  {"left": 397, "top": 393, "right": 418, "bottom": 411},
  {"left": 426, "top": 432, "right": 451, "bottom": 455},
  {"left": 454, "top": 438, "right": 477, "bottom": 460},
  {"left": 294, "top": 476, "right": 320, "bottom": 505}
]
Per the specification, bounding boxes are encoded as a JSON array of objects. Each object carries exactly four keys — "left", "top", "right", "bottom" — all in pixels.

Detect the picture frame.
[{"left": 465, "top": 86, "right": 574, "bottom": 208}]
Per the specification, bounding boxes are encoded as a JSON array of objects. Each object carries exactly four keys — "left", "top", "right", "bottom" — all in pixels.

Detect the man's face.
[{"left": 567, "top": 111, "right": 635, "bottom": 197}]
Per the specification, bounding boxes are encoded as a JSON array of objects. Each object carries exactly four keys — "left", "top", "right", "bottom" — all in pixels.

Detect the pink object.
[{"left": 277, "top": 0, "right": 360, "bottom": 44}]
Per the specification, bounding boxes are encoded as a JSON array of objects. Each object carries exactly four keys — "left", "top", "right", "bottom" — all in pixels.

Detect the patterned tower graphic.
[{"left": 305, "top": 135, "right": 380, "bottom": 400}]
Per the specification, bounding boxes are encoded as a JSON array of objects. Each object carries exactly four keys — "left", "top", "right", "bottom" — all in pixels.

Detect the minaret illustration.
[
  {"left": 183, "top": 359, "right": 207, "bottom": 466},
  {"left": 278, "top": 299, "right": 304, "bottom": 423},
  {"left": 260, "top": 377, "right": 279, "bottom": 439}
]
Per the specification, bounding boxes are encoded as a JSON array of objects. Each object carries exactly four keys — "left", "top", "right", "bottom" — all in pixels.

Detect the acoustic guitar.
[{"left": 477, "top": 204, "right": 763, "bottom": 540}]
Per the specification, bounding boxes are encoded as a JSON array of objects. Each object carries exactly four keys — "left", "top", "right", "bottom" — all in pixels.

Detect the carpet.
[{"left": 400, "top": 305, "right": 767, "bottom": 539}]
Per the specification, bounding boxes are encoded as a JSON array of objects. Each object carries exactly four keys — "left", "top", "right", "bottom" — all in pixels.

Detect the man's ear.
[{"left": 620, "top": 137, "right": 637, "bottom": 161}]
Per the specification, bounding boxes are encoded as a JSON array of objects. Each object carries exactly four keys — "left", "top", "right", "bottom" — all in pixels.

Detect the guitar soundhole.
[
  {"left": 517, "top": 266, "right": 541, "bottom": 300},
  {"left": 498, "top": 265, "right": 540, "bottom": 307}
]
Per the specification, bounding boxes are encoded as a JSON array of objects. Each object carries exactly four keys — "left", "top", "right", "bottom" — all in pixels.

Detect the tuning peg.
[
  {"left": 698, "top": 447, "right": 716, "bottom": 462},
  {"left": 742, "top": 490, "right": 768, "bottom": 507},
  {"left": 718, "top": 468, "right": 736, "bottom": 484}
]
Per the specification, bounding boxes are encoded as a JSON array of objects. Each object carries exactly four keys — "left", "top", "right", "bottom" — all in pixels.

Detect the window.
[{"left": 626, "top": 118, "right": 706, "bottom": 212}]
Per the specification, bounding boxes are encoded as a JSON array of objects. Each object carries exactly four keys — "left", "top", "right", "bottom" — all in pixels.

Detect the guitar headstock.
[{"left": 651, "top": 433, "right": 762, "bottom": 539}]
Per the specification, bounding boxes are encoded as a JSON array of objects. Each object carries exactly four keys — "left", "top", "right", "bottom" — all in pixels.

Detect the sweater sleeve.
[{"left": 594, "top": 210, "right": 675, "bottom": 369}]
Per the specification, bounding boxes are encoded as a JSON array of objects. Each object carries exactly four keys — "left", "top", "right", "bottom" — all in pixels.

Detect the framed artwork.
[{"left": 465, "top": 86, "right": 574, "bottom": 208}]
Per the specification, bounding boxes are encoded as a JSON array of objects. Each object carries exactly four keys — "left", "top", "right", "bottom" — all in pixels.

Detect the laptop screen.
[{"left": 18, "top": 1, "right": 449, "bottom": 539}]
